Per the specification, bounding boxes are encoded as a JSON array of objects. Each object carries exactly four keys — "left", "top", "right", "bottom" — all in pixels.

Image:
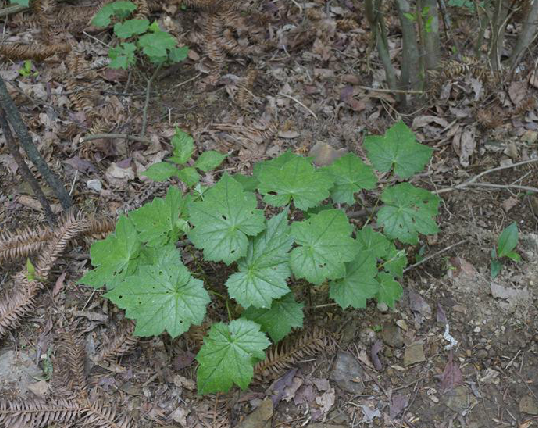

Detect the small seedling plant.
[
  {"left": 491, "top": 222, "right": 520, "bottom": 278},
  {"left": 91, "top": 1, "right": 189, "bottom": 70},
  {"left": 79, "top": 121, "right": 441, "bottom": 395}
]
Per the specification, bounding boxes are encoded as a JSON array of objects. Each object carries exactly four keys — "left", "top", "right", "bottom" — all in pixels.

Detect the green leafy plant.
[
  {"left": 491, "top": 222, "right": 520, "bottom": 278},
  {"left": 91, "top": 1, "right": 189, "bottom": 70},
  {"left": 79, "top": 121, "right": 440, "bottom": 395},
  {"left": 18, "top": 60, "right": 38, "bottom": 77},
  {"left": 142, "top": 127, "right": 226, "bottom": 186}
]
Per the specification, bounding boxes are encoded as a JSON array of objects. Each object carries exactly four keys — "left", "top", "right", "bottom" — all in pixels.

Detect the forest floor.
[{"left": 0, "top": 0, "right": 537, "bottom": 427}]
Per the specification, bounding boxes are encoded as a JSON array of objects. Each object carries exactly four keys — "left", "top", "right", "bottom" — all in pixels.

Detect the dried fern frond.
[
  {"left": 0, "top": 43, "right": 71, "bottom": 61},
  {"left": 0, "top": 214, "right": 115, "bottom": 264},
  {"left": 34, "top": 210, "right": 88, "bottom": 280},
  {"left": 337, "top": 18, "right": 359, "bottom": 31},
  {"left": 80, "top": 399, "right": 136, "bottom": 428},
  {"left": 132, "top": 0, "right": 149, "bottom": 20},
  {"left": 55, "top": 330, "right": 88, "bottom": 393},
  {"left": 95, "top": 319, "right": 138, "bottom": 363},
  {"left": 0, "top": 397, "right": 81, "bottom": 427},
  {"left": 236, "top": 69, "right": 258, "bottom": 109},
  {"left": 182, "top": 0, "right": 232, "bottom": 12},
  {"left": 0, "top": 272, "right": 43, "bottom": 339},
  {"left": 254, "top": 327, "right": 336, "bottom": 381}
]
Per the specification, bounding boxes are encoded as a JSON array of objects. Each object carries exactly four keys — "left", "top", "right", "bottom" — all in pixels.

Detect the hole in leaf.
[
  {"left": 222, "top": 215, "right": 227, "bottom": 221},
  {"left": 268, "top": 191, "right": 277, "bottom": 196}
]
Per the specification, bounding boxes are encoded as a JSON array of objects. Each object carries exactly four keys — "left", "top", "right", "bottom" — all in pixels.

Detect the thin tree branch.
[
  {"left": 0, "top": 76, "right": 72, "bottom": 210},
  {"left": 0, "top": 109, "right": 56, "bottom": 224},
  {"left": 141, "top": 63, "right": 162, "bottom": 138},
  {"left": 80, "top": 133, "right": 152, "bottom": 144}
]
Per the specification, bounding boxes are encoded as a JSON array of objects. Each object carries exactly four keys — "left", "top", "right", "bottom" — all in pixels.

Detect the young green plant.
[
  {"left": 491, "top": 222, "right": 520, "bottom": 278},
  {"left": 79, "top": 121, "right": 441, "bottom": 395}
]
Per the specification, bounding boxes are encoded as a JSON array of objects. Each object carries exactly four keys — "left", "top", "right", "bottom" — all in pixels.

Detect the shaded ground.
[{"left": 0, "top": 0, "right": 538, "bottom": 427}]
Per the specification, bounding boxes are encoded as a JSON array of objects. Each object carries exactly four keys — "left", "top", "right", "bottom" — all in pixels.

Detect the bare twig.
[
  {"left": 434, "top": 158, "right": 538, "bottom": 194},
  {"left": 280, "top": 94, "right": 317, "bottom": 119},
  {"left": 358, "top": 85, "right": 425, "bottom": 94},
  {"left": 404, "top": 239, "right": 467, "bottom": 272},
  {"left": 80, "top": 133, "right": 152, "bottom": 144},
  {"left": 0, "top": 76, "right": 72, "bottom": 210},
  {"left": 465, "top": 182, "right": 538, "bottom": 193},
  {"left": 141, "top": 64, "right": 162, "bottom": 138},
  {"left": 0, "top": 109, "right": 55, "bottom": 224}
]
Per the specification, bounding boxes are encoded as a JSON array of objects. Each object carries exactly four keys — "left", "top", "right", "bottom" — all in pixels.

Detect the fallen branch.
[
  {"left": 404, "top": 239, "right": 467, "bottom": 273},
  {"left": 80, "top": 133, "right": 152, "bottom": 144},
  {"left": 0, "top": 76, "right": 72, "bottom": 209},
  {"left": 0, "top": 109, "right": 55, "bottom": 224},
  {"left": 434, "top": 158, "right": 538, "bottom": 194}
]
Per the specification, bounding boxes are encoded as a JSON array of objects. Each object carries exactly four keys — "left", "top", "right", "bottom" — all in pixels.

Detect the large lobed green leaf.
[
  {"left": 290, "top": 209, "right": 358, "bottom": 284},
  {"left": 105, "top": 245, "right": 210, "bottom": 337},
  {"left": 78, "top": 215, "right": 141, "bottom": 290},
  {"left": 129, "top": 186, "right": 187, "bottom": 247},
  {"left": 363, "top": 121, "right": 433, "bottom": 179},
  {"left": 329, "top": 251, "right": 379, "bottom": 309},
  {"left": 241, "top": 293, "right": 304, "bottom": 342},
  {"left": 188, "top": 174, "right": 266, "bottom": 264},
  {"left": 322, "top": 153, "right": 376, "bottom": 204},
  {"left": 257, "top": 152, "right": 334, "bottom": 211},
  {"left": 197, "top": 319, "right": 270, "bottom": 395},
  {"left": 377, "top": 182, "right": 440, "bottom": 244},
  {"left": 226, "top": 210, "right": 294, "bottom": 309}
]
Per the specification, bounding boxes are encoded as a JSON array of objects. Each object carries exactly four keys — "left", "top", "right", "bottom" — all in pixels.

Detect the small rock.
[
  {"left": 519, "top": 395, "right": 538, "bottom": 415},
  {"left": 381, "top": 324, "right": 404, "bottom": 348},
  {"left": 0, "top": 350, "right": 42, "bottom": 395},
  {"left": 404, "top": 341, "right": 426, "bottom": 366},
  {"left": 86, "top": 179, "right": 102, "bottom": 192},
  {"left": 377, "top": 302, "right": 389, "bottom": 312},
  {"left": 445, "top": 386, "right": 476, "bottom": 413},
  {"left": 235, "top": 399, "right": 273, "bottom": 428},
  {"left": 330, "top": 351, "right": 364, "bottom": 394},
  {"left": 521, "top": 130, "right": 538, "bottom": 144}
]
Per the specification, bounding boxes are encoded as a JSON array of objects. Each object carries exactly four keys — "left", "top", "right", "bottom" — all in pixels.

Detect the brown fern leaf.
[
  {"left": 0, "top": 397, "right": 81, "bottom": 427},
  {"left": 34, "top": 211, "right": 87, "bottom": 280},
  {"left": 66, "top": 51, "right": 98, "bottom": 80},
  {"left": 337, "top": 18, "right": 359, "bottom": 31},
  {"left": 306, "top": 8, "right": 325, "bottom": 21},
  {"left": 65, "top": 80, "right": 95, "bottom": 113},
  {"left": 236, "top": 69, "right": 258, "bottom": 109},
  {"left": 182, "top": 0, "right": 231, "bottom": 12},
  {"left": 0, "top": 272, "right": 43, "bottom": 339},
  {"left": 203, "top": 14, "right": 226, "bottom": 67},
  {"left": 132, "top": 0, "right": 149, "bottom": 20},
  {"left": 183, "top": 321, "right": 211, "bottom": 350},
  {"left": 0, "top": 214, "right": 115, "bottom": 264},
  {"left": 95, "top": 319, "right": 138, "bottom": 363},
  {"left": 147, "top": 0, "right": 165, "bottom": 12},
  {"left": 55, "top": 330, "right": 88, "bottom": 393},
  {"left": 254, "top": 327, "right": 336, "bottom": 381},
  {"left": 0, "top": 43, "right": 71, "bottom": 61},
  {"left": 80, "top": 399, "right": 136, "bottom": 428}
]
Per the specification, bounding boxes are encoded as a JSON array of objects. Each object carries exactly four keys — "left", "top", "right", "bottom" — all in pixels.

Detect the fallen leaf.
[
  {"left": 502, "top": 196, "right": 519, "bottom": 212},
  {"left": 268, "top": 368, "right": 297, "bottom": 405},
  {"left": 390, "top": 394, "right": 409, "bottom": 419},
  {"left": 52, "top": 272, "right": 67, "bottom": 296},
  {"left": 440, "top": 351, "right": 463, "bottom": 392},
  {"left": 508, "top": 80, "right": 528, "bottom": 105},
  {"left": 404, "top": 341, "right": 426, "bottom": 366},
  {"left": 308, "top": 142, "right": 347, "bottom": 166},
  {"left": 412, "top": 115, "right": 449, "bottom": 129},
  {"left": 370, "top": 339, "right": 383, "bottom": 370}
]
